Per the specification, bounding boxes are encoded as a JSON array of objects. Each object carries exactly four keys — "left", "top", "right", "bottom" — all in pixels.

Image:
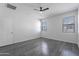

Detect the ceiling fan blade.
[
  {"left": 34, "top": 9, "right": 40, "bottom": 11},
  {"left": 40, "top": 7, "right": 43, "bottom": 11},
  {"left": 42, "top": 8, "right": 49, "bottom": 11}
]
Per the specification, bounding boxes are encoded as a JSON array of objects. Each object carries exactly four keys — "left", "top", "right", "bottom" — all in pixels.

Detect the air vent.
[{"left": 7, "top": 4, "right": 16, "bottom": 10}]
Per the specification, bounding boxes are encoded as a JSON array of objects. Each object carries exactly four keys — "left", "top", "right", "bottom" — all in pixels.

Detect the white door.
[
  {"left": 0, "top": 18, "right": 13, "bottom": 46},
  {"left": 0, "top": 4, "right": 14, "bottom": 47}
]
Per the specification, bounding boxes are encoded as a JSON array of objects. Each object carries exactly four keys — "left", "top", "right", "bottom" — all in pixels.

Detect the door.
[{"left": 0, "top": 18, "right": 13, "bottom": 46}]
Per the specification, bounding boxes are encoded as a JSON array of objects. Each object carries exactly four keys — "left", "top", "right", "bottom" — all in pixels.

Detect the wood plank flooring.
[{"left": 0, "top": 37, "right": 79, "bottom": 56}]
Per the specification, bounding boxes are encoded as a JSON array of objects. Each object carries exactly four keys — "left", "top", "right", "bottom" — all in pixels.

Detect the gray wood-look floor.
[{"left": 0, "top": 37, "right": 79, "bottom": 56}]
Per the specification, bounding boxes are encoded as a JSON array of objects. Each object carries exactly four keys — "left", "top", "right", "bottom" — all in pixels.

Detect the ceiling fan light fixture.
[{"left": 40, "top": 11, "right": 43, "bottom": 14}]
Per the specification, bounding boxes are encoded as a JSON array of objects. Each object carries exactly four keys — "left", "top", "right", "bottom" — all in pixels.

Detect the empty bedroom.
[{"left": 0, "top": 3, "right": 79, "bottom": 56}]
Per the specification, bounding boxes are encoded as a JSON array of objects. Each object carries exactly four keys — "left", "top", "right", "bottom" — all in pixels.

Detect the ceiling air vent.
[{"left": 7, "top": 4, "right": 16, "bottom": 10}]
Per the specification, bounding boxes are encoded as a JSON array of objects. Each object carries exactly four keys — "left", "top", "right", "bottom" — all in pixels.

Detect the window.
[
  {"left": 63, "top": 16, "right": 75, "bottom": 33},
  {"left": 40, "top": 19, "right": 47, "bottom": 31}
]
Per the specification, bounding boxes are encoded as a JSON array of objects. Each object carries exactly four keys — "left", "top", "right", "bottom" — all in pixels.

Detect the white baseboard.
[{"left": 41, "top": 36, "right": 77, "bottom": 44}]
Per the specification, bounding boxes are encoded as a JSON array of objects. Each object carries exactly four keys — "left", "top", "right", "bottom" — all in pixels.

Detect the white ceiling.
[
  {"left": 25, "top": 3, "right": 79, "bottom": 17},
  {"left": 7, "top": 3, "right": 79, "bottom": 18}
]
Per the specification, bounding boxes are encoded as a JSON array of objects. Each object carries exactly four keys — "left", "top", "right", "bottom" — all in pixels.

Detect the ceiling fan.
[{"left": 34, "top": 7, "right": 49, "bottom": 11}]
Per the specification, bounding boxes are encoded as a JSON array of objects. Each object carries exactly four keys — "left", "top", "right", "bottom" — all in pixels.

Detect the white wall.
[
  {"left": 77, "top": 7, "right": 79, "bottom": 47},
  {"left": 0, "top": 4, "right": 41, "bottom": 46},
  {"left": 12, "top": 4, "right": 41, "bottom": 43},
  {"left": 41, "top": 10, "right": 78, "bottom": 44}
]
